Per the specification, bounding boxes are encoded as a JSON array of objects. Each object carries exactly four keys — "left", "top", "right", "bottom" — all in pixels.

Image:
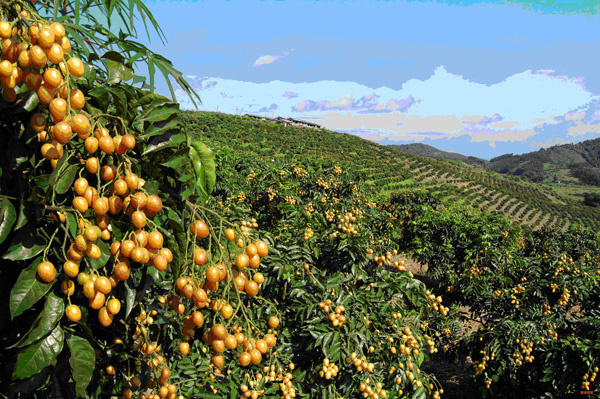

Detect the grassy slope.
[{"left": 183, "top": 111, "right": 600, "bottom": 232}]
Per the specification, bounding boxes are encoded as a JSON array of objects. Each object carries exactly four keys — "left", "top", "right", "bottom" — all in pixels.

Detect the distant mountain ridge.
[
  {"left": 390, "top": 139, "right": 600, "bottom": 186},
  {"left": 388, "top": 143, "right": 488, "bottom": 167}
]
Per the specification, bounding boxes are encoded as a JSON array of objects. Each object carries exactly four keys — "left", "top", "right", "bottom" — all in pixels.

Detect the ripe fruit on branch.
[{"left": 37, "top": 261, "right": 56, "bottom": 282}]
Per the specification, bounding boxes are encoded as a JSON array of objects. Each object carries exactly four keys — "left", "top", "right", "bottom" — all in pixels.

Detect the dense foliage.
[{"left": 0, "top": 2, "right": 598, "bottom": 399}]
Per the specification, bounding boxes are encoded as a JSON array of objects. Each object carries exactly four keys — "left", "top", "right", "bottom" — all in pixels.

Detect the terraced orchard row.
[{"left": 181, "top": 111, "right": 600, "bottom": 232}]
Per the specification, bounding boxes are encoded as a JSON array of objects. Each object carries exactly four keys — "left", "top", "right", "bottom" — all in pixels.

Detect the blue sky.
[{"left": 139, "top": 0, "right": 600, "bottom": 158}]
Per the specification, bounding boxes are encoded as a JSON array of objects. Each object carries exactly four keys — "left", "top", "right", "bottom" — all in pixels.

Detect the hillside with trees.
[
  {"left": 392, "top": 139, "right": 600, "bottom": 187},
  {"left": 182, "top": 111, "right": 600, "bottom": 233}
]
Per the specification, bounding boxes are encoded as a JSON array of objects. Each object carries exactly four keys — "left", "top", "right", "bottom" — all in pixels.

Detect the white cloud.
[{"left": 176, "top": 67, "right": 600, "bottom": 153}]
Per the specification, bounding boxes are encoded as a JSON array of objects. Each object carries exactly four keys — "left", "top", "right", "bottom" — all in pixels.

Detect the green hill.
[
  {"left": 182, "top": 111, "right": 600, "bottom": 232},
  {"left": 388, "top": 143, "right": 488, "bottom": 167},
  {"left": 485, "top": 138, "right": 600, "bottom": 186},
  {"left": 392, "top": 139, "right": 600, "bottom": 193}
]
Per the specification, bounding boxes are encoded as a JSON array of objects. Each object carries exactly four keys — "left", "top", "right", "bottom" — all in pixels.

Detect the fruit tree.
[{"left": 0, "top": 1, "right": 450, "bottom": 398}]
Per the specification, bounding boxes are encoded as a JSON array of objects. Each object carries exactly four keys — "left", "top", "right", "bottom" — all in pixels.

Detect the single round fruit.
[
  {"left": 255, "top": 240, "right": 268, "bottom": 257},
  {"left": 194, "top": 248, "right": 208, "bottom": 265},
  {"left": 253, "top": 273, "right": 265, "bottom": 284},
  {"left": 121, "top": 134, "right": 136, "bottom": 150},
  {"left": 38, "top": 26, "right": 55, "bottom": 48},
  {"left": 147, "top": 231, "right": 163, "bottom": 250},
  {"left": 43, "top": 67, "right": 62, "bottom": 88},
  {"left": 113, "top": 262, "right": 130, "bottom": 281},
  {"left": 72, "top": 114, "right": 91, "bottom": 139},
  {"left": 108, "top": 196, "right": 123, "bottom": 215},
  {"left": 52, "top": 121, "right": 72, "bottom": 144},
  {"left": 107, "top": 298, "right": 121, "bottom": 315},
  {"left": 41, "top": 142, "right": 59, "bottom": 160},
  {"left": 47, "top": 42, "right": 64, "bottom": 64},
  {"left": 221, "top": 304, "right": 234, "bottom": 319},
  {"left": 93, "top": 197, "right": 109, "bottom": 216},
  {"left": 84, "top": 226, "right": 99, "bottom": 242},
  {"left": 29, "top": 45, "right": 47, "bottom": 69},
  {"left": 211, "top": 354, "right": 225, "bottom": 369},
  {"left": 211, "top": 323, "right": 227, "bottom": 340},
  {"left": 193, "top": 288, "right": 208, "bottom": 303},
  {"left": 84, "top": 137, "right": 99, "bottom": 154},
  {"left": 154, "top": 255, "right": 168, "bottom": 271},
  {"left": 86, "top": 157, "right": 99, "bottom": 174},
  {"left": 30, "top": 113, "right": 46, "bottom": 132},
  {"left": 206, "top": 266, "right": 220, "bottom": 283},
  {"left": 225, "top": 228, "right": 235, "bottom": 241},
  {"left": 95, "top": 276, "right": 112, "bottom": 294},
  {"left": 236, "top": 253, "right": 250, "bottom": 269},
  {"left": 245, "top": 244, "right": 258, "bottom": 257},
  {"left": 255, "top": 339, "right": 268, "bottom": 354},
  {"left": 239, "top": 352, "right": 251, "bottom": 367},
  {"left": 65, "top": 304, "right": 82, "bottom": 322},
  {"left": 125, "top": 174, "right": 139, "bottom": 190},
  {"left": 145, "top": 195, "right": 162, "bottom": 213},
  {"left": 90, "top": 291, "right": 105, "bottom": 310},
  {"left": 190, "top": 220, "right": 209, "bottom": 239},
  {"left": 178, "top": 342, "right": 190, "bottom": 356},
  {"left": 130, "top": 192, "right": 147, "bottom": 209},
  {"left": 250, "top": 349, "right": 262, "bottom": 365},
  {"left": 101, "top": 164, "right": 118, "bottom": 181},
  {"left": 192, "top": 311, "right": 204, "bottom": 327},
  {"left": 51, "top": 22, "right": 66, "bottom": 40},
  {"left": 268, "top": 316, "right": 280, "bottom": 329},
  {"left": 131, "top": 210, "right": 146, "bottom": 229},
  {"left": 245, "top": 280, "right": 259, "bottom": 297},
  {"left": 73, "top": 196, "right": 89, "bottom": 212},
  {"left": 67, "top": 57, "right": 84, "bottom": 77},
  {"left": 225, "top": 334, "right": 238, "bottom": 350},
  {"left": 212, "top": 339, "right": 226, "bottom": 353},
  {"left": 98, "top": 306, "right": 114, "bottom": 326},
  {"left": 63, "top": 260, "right": 79, "bottom": 277},
  {"left": 70, "top": 89, "right": 85, "bottom": 110},
  {"left": 37, "top": 261, "right": 56, "bottom": 282},
  {"left": 249, "top": 254, "right": 261, "bottom": 269},
  {"left": 98, "top": 135, "right": 115, "bottom": 154},
  {"left": 113, "top": 179, "right": 128, "bottom": 196}
]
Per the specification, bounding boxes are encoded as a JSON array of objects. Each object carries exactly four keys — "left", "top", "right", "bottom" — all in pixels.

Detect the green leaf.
[
  {"left": 107, "top": 87, "right": 128, "bottom": 117},
  {"left": 67, "top": 335, "right": 95, "bottom": 397},
  {"left": 138, "top": 100, "right": 179, "bottom": 125},
  {"left": 189, "top": 140, "right": 216, "bottom": 196},
  {"left": 135, "top": 92, "right": 169, "bottom": 108},
  {"left": 142, "top": 131, "right": 185, "bottom": 155},
  {"left": 2, "top": 224, "right": 47, "bottom": 261},
  {"left": 102, "top": 58, "right": 134, "bottom": 84},
  {"left": 10, "top": 258, "right": 53, "bottom": 319},
  {"left": 11, "top": 292, "right": 64, "bottom": 348},
  {"left": 13, "top": 326, "right": 64, "bottom": 380},
  {"left": 66, "top": 212, "right": 78, "bottom": 238},
  {"left": 15, "top": 198, "right": 33, "bottom": 230},
  {"left": 88, "top": 87, "right": 110, "bottom": 111},
  {"left": 142, "top": 116, "right": 183, "bottom": 139},
  {"left": 52, "top": 164, "right": 79, "bottom": 195},
  {"left": 0, "top": 197, "right": 16, "bottom": 246},
  {"left": 162, "top": 149, "right": 190, "bottom": 169}
]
